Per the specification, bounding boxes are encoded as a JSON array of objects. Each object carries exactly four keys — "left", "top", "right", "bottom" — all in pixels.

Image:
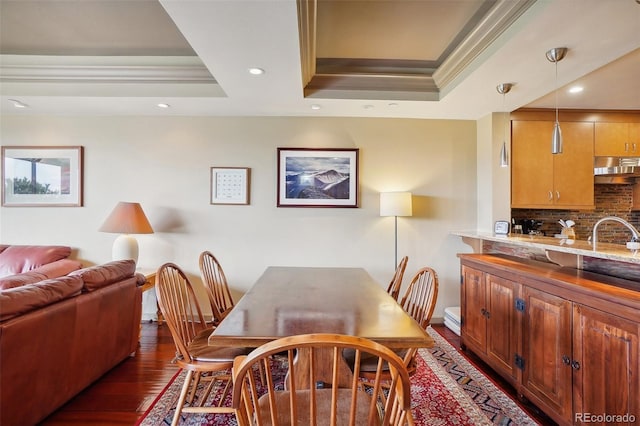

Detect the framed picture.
[
  {"left": 210, "top": 167, "right": 250, "bottom": 205},
  {"left": 277, "top": 148, "right": 359, "bottom": 207},
  {"left": 2, "top": 146, "right": 83, "bottom": 207}
]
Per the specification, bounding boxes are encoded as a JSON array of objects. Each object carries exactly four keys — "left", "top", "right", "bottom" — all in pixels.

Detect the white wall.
[
  {"left": 0, "top": 115, "right": 477, "bottom": 321},
  {"left": 476, "top": 112, "right": 511, "bottom": 233}
]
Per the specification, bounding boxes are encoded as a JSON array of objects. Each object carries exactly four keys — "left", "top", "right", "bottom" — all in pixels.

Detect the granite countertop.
[{"left": 453, "top": 231, "right": 640, "bottom": 265}]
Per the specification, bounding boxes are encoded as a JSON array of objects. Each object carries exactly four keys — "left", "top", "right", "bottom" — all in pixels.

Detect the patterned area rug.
[{"left": 136, "top": 328, "right": 538, "bottom": 425}]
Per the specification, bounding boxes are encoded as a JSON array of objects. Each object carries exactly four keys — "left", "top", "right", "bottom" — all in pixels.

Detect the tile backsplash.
[{"left": 512, "top": 184, "right": 640, "bottom": 244}]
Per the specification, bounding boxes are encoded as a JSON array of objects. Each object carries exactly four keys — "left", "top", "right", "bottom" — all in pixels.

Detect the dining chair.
[
  {"left": 230, "top": 333, "right": 413, "bottom": 426},
  {"left": 198, "top": 250, "right": 234, "bottom": 325},
  {"left": 156, "top": 262, "right": 248, "bottom": 426},
  {"left": 386, "top": 255, "right": 409, "bottom": 302},
  {"left": 357, "top": 267, "right": 439, "bottom": 401}
]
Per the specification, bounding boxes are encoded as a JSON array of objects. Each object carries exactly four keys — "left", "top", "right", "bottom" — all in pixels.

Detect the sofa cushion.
[
  {"left": 69, "top": 260, "right": 136, "bottom": 292},
  {"left": 0, "top": 271, "right": 48, "bottom": 290},
  {"left": 0, "top": 275, "right": 84, "bottom": 322},
  {"left": 0, "top": 245, "right": 72, "bottom": 278}
]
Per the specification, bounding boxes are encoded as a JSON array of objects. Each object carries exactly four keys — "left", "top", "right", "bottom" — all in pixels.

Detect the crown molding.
[{"left": 0, "top": 55, "right": 216, "bottom": 84}]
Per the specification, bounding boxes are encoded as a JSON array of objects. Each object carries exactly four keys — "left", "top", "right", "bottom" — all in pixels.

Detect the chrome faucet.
[{"left": 592, "top": 216, "right": 640, "bottom": 249}]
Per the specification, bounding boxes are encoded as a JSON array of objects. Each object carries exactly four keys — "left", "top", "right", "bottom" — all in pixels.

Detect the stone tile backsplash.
[{"left": 512, "top": 184, "right": 639, "bottom": 244}]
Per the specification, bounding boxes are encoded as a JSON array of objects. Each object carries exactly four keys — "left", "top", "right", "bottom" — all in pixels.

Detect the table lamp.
[
  {"left": 99, "top": 202, "right": 154, "bottom": 262},
  {"left": 380, "top": 192, "right": 412, "bottom": 267}
]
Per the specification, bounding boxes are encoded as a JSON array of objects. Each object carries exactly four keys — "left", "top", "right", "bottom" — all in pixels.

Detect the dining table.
[{"left": 208, "top": 266, "right": 434, "bottom": 389}]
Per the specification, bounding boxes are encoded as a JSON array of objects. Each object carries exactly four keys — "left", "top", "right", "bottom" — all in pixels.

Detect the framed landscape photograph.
[
  {"left": 1, "top": 146, "right": 83, "bottom": 207},
  {"left": 210, "top": 167, "right": 250, "bottom": 205},
  {"left": 277, "top": 148, "right": 359, "bottom": 207}
]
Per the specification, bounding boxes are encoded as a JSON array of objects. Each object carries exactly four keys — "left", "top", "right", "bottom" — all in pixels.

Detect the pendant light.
[
  {"left": 546, "top": 47, "right": 568, "bottom": 154},
  {"left": 496, "top": 83, "right": 513, "bottom": 167}
]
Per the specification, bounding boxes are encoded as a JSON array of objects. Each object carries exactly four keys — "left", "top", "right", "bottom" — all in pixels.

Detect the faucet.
[{"left": 592, "top": 216, "right": 640, "bottom": 250}]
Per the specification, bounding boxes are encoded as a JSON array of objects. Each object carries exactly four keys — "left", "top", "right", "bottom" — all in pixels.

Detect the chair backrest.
[
  {"left": 231, "top": 333, "right": 413, "bottom": 426},
  {"left": 155, "top": 262, "right": 209, "bottom": 362},
  {"left": 198, "top": 251, "right": 234, "bottom": 324},
  {"left": 385, "top": 256, "right": 408, "bottom": 301},
  {"left": 399, "top": 266, "right": 439, "bottom": 329}
]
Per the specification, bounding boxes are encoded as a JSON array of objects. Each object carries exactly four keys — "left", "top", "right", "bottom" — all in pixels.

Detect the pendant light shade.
[
  {"left": 496, "top": 83, "right": 513, "bottom": 168},
  {"left": 546, "top": 47, "right": 567, "bottom": 154}
]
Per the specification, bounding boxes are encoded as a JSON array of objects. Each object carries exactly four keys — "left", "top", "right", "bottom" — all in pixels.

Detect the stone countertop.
[{"left": 453, "top": 231, "right": 640, "bottom": 265}]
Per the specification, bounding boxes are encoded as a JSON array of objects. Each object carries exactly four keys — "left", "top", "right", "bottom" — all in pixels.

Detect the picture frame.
[
  {"left": 277, "top": 148, "right": 359, "bottom": 207},
  {"left": 1, "top": 146, "right": 83, "bottom": 207},
  {"left": 210, "top": 167, "right": 250, "bottom": 205}
]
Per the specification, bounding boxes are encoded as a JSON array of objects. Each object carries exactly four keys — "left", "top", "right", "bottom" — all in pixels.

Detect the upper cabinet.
[
  {"left": 511, "top": 120, "right": 595, "bottom": 209},
  {"left": 595, "top": 122, "right": 640, "bottom": 156}
]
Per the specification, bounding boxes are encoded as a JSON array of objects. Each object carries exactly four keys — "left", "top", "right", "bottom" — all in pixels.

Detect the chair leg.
[{"left": 172, "top": 369, "right": 194, "bottom": 426}]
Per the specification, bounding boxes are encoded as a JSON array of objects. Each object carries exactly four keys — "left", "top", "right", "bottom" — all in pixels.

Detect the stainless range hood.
[{"left": 594, "top": 157, "right": 640, "bottom": 184}]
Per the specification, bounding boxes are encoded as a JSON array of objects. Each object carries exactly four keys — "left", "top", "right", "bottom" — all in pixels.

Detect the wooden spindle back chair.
[
  {"left": 231, "top": 333, "right": 413, "bottom": 426},
  {"left": 199, "top": 251, "right": 235, "bottom": 324},
  {"left": 385, "top": 256, "right": 409, "bottom": 302},
  {"left": 156, "top": 262, "right": 246, "bottom": 426}
]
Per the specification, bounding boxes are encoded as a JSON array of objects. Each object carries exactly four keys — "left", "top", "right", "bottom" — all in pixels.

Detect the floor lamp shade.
[
  {"left": 380, "top": 192, "right": 413, "bottom": 217},
  {"left": 99, "top": 202, "right": 154, "bottom": 262}
]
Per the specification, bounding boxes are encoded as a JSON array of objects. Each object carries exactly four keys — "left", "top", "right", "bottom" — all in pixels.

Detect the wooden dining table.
[{"left": 208, "top": 266, "right": 434, "bottom": 388}]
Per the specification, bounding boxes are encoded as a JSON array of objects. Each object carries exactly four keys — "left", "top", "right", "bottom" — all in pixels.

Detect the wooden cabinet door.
[
  {"left": 511, "top": 121, "right": 554, "bottom": 208},
  {"left": 552, "top": 121, "right": 594, "bottom": 209},
  {"left": 485, "top": 274, "right": 519, "bottom": 382},
  {"left": 461, "top": 265, "right": 486, "bottom": 353},
  {"left": 521, "top": 287, "right": 573, "bottom": 424},
  {"left": 595, "top": 122, "right": 629, "bottom": 156},
  {"left": 572, "top": 304, "right": 639, "bottom": 424},
  {"left": 629, "top": 123, "right": 640, "bottom": 154}
]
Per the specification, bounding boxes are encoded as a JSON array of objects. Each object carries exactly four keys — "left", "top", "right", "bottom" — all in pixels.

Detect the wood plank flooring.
[{"left": 41, "top": 322, "right": 555, "bottom": 425}]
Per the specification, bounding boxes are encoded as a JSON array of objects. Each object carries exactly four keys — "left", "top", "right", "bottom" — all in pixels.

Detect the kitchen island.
[{"left": 453, "top": 231, "right": 640, "bottom": 281}]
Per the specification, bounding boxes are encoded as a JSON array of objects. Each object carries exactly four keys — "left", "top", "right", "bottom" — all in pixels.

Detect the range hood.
[{"left": 594, "top": 157, "right": 640, "bottom": 184}]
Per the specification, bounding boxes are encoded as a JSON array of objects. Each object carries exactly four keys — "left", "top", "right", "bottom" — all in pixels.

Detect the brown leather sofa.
[{"left": 0, "top": 251, "right": 144, "bottom": 425}]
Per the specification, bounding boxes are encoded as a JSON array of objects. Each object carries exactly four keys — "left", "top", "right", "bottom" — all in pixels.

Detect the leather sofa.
[{"left": 0, "top": 246, "right": 144, "bottom": 426}]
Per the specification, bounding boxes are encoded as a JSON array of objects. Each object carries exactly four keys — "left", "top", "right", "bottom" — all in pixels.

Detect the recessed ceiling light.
[
  {"left": 9, "top": 99, "right": 28, "bottom": 108},
  {"left": 248, "top": 67, "right": 265, "bottom": 75},
  {"left": 388, "top": 102, "right": 399, "bottom": 107},
  {"left": 363, "top": 104, "right": 375, "bottom": 110},
  {"left": 311, "top": 104, "right": 321, "bottom": 110},
  {"left": 157, "top": 103, "right": 170, "bottom": 108},
  {"left": 568, "top": 86, "right": 584, "bottom": 94}
]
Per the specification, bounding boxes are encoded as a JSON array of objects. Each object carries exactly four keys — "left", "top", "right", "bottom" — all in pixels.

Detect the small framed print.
[{"left": 210, "top": 167, "right": 250, "bottom": 205}]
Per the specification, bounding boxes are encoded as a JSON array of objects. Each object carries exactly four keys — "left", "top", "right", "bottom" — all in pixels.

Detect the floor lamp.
[{"left": 380, "top": 192, "right": 413, "bottom": 268}]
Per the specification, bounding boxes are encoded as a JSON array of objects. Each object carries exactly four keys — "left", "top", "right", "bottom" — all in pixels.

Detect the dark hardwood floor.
[{"left": 41, "top": 322, "right": 555, "bottom": 425}]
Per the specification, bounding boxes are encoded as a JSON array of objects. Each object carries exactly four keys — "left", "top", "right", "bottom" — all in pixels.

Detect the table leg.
[{"left": 287, "top": 347, "right": 353, "bottom": 390}]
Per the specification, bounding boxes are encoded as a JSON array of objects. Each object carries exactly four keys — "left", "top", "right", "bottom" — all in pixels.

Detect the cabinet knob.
[
  {"left": 571, "top": 360, "right": 581, "bottom": 370},
  {"left": 562, "top": 355, "right": 571, "bottom": 365},
  {"left": 548, "top": 191, "right": 553, "bottom": 201},
  {"left": 556, "top": 191, "right": 560, "bottom": 200}
]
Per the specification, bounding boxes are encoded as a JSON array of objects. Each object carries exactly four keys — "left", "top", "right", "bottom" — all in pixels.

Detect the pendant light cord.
[{"left": 555, "top": 60, "right": 559, "bottom": 124}]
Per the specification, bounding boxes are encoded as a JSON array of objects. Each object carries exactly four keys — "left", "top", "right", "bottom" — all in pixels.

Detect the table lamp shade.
[
  {"left": 99, "top": 202, "right": 153, "bottom": 262},
  {"left": 380, "top": 192, "right": 412, "bottom": 217}
]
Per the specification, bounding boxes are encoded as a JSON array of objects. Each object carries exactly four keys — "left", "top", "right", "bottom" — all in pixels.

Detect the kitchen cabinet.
[
  {"left": 459, "top": 254, "right": 640, "bottom": 426},
  {"left": 511, "top": 120, "right": 594, "bottom": 209},
  {"left": 460, "top": 265, "right": 520, "bottom": 385},
  {"left": 521, "top": 286, "right": 573, "bottom": 423},
  {"left": 595, "top": 122, "right": 640, "bottom": 156}
]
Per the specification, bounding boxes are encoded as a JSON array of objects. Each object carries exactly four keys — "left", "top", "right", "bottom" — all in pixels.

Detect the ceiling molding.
[
  {"left": 298, "top": 0, "right": 538, "bottom": 102},
  {"left": 434, "top": 0, "right": 538, "bottom": 92},
  {"left": 0, "top": 55, "right": 216, "bottom": 85}
]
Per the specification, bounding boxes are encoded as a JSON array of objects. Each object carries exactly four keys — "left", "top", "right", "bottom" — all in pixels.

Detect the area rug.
[{"left": 136, "top": 328, "right": 538, "bottom": 425}]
